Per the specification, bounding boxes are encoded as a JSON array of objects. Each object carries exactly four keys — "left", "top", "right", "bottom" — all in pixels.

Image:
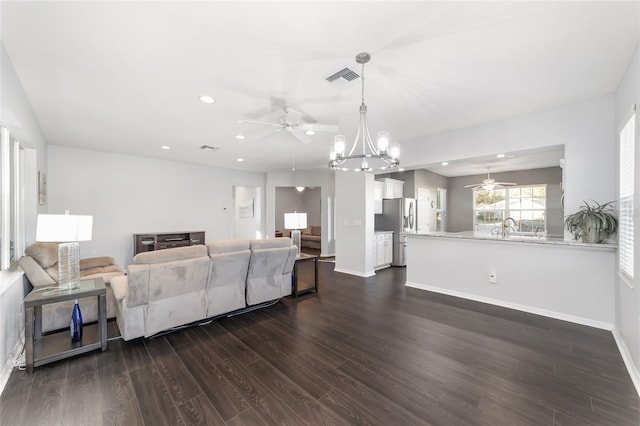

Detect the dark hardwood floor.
[{"left": 1, "top": 263, "right": 638, "bottom": 425}]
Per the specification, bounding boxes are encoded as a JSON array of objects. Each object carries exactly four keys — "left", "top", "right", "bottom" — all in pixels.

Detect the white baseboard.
[
  {"left": 334, "top": 267, "right": 375, "bottom": 278},
  {"left": 612, "top": 329, "right": 640, "bottom": 397},
  {"left": 405, "top": 281, "right": 614, "bottom": 331},
  {"left": 0, "top": 330, "right": 24, "bottom": 396}
]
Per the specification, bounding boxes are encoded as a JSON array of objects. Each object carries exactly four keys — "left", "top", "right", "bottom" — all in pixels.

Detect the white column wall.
[{"left": 334, "top": 172, "right": 375, "bottom": 277}]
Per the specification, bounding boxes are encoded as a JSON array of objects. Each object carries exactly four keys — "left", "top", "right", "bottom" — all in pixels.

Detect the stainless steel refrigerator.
[{"left": 374, "top": 198, "right": 417, "bottom": 266}]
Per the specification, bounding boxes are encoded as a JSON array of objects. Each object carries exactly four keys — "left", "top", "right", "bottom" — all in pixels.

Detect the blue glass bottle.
[{"left": 70, "top": 298, "right": 83, "bottom": 342}]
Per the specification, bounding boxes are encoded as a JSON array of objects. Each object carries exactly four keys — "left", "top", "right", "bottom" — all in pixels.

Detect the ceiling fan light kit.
[{"left": 329, "top": 52, "right": 400, "bottom": 172}]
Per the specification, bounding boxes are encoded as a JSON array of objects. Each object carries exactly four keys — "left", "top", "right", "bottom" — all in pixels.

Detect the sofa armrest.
[
  {"left": 18, "top": 256, "right": 57, "bottom": 287},
  {"left": 110, "top": 275, "right": 128, "bottom": 302}
]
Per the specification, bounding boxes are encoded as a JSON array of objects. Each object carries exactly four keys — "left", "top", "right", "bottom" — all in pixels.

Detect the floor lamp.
[
  {"left": 36, "top": 213, "right": 93, "bottom": 290},
  {"left": 284, "top": 212, "right": 307, "bottom": 257}
]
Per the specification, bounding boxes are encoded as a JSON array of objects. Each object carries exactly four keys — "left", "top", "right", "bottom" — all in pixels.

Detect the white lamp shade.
[
  {"left": 36, "top": 214, "right": 93, "bottom": 242},
  {"left": 284, "top": 212, "right": 307, "bottom": 230}
]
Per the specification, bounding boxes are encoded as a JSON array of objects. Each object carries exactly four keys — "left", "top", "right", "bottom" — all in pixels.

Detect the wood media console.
[{"left": 134, "top": 231, "right": 205, "bottom": 255}]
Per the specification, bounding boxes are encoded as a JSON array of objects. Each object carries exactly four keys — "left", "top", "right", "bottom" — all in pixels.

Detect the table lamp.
[
  {"left": 284, "top": 212, "right": 307, "bottom": 257},
  {"left": 36, "top": 212, "right": 93, "bottom": 289}
]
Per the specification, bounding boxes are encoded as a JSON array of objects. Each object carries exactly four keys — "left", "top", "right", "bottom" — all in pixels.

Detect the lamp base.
[
  {"left": 291, "top": 229, "right": 302, "bottom": 257},
  {"left": 58, "top": 242, "right": 80, "bottom": 290}
]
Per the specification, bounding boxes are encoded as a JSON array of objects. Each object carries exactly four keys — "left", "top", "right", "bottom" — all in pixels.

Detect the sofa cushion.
[
  {"left": 301, "top": 226, "right": 312, "bottom": 235},
  {"left": 133, "top": 245, "right": 208, "bottom": 264},
  {"left": 250, "top": 238, "right": 292, "bottom": 250},
  {"left": 206, "top": 239, "right": 250, "bottom": 255},
  {"left": 24, "top": 242, "right": 59, "bottom": 268},
  {"left": 311, "top": 226, "right": 321, "bottom": 236}
]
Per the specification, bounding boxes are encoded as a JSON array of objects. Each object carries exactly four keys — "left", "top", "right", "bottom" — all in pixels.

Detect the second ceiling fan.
[{"left": 464, "top": 168, "right": 516, "bottom": 191}]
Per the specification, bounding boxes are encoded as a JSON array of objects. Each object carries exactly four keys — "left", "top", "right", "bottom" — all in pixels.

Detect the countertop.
[{"left": 404, "top": 231, "right": 617, "bottom": 249}]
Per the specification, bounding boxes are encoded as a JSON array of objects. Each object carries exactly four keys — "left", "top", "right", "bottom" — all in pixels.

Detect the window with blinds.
[{"left": 619, "top": 108, "right": 635, "bottom": 280}]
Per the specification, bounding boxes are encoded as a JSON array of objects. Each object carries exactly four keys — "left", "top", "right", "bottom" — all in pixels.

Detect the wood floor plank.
[
  {"left": 216, "top": 356, "right": 305, "bottom": 426},
  {"left": 102, "top": 400, "right": 144, "bottom": 426},
  {"left": 120, "top": 337, "right": 152, "bottom": 372},
  {"left": 200, "top": 322, "right": 261, "bottom": 366},
  {"left": 302, "top": 351, "right": 426, "bottom": 425},
  {"left": 176, "top": 394, "right": 226, "bottom": 426},
  {"left": 225, "top": 408, "right": 268, "bottom": 426},
  {"left": 183, "top": 326, "right": 231, "bottom": 364},
  {"left": 174, "top": 344, "right": 249, "bottom": 421},
  {"left": 129, "top": 365, "right": 185, "bottom": 426},
  {"left": 61, "top": 353, "right": 102, "bottom": 426},
  {"left": 240, "top": 332, "right": 332, "bottom": 399},
  {"left": 145, "top": 336, "right": 202, "bottom": 405},
  {"left": 246, "top": 359, "right": 347, "bottom": 425}
]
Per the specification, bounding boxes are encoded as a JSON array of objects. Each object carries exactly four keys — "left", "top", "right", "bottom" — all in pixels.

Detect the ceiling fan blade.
[
  {"left": 494, "top": 182, "right": 517, "bottom": 186},
  {"left": 464, "top": 183, "right": 482, "bottom": 188},
  {"left": 290, "top": 130, "right": 313, "bottom": 145},
  {"left": 300, "top": 123, "right": 339, "bottom": 133},
  {"left": 238, "top": 120, "right": 284, "bottom": 129}
]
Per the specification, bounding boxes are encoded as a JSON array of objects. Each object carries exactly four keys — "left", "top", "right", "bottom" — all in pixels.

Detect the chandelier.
[{"left": 328, "top": 53, "right": 399, "bottom": 172}]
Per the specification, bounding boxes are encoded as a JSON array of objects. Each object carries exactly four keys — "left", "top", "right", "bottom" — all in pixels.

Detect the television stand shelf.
[{"left": 134, "top": 231, "right": 205, "bottom": 256}]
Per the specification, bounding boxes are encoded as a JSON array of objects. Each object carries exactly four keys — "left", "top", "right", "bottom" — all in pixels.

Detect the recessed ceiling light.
[
  {"left": 160, "top": 145, "right": 171, "bottom": 150},
  {"left": 441, "top": 162, "right": 449, "bottom": 166},
  {"left": 305, "top": 130, "right": 316, "bottom": 136},
  {"left": 199, "top": 95, "right": 215, "bottom": 104},
  {"left": 235, "top": 134, "right": 245, "bottom": 140},
  {"left": 236, "top": 158, "right": 244, "bottom": 162},
  {"left": 398, "top": 168, "right": 405, "bottom": 171},
  {"left": 496, "top": 154, "right": 505, "bottom": 158}
]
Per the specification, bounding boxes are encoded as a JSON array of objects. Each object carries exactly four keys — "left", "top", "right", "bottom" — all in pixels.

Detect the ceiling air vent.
[
  {"left": 200, "top": 145, "right": 220, "bottom": 151},
  {"left": 326, "top": 67, "right": 360, "bottom": 83}
]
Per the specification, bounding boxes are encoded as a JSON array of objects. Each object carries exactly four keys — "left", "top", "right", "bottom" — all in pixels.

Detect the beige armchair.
[{"left": 18, "top": 242, "right": 124, "bottom": 333}]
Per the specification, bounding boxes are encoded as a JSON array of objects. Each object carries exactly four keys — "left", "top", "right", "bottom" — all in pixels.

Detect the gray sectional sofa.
[{"left": 110, "top": 237, "right": 297, "bottom": 340}]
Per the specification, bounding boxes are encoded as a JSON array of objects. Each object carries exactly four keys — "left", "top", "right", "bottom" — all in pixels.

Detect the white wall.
[
  {"left": 266, "top": 169, "right": 335, "bottom": 256},
  {"left": 234, "top": 186, "right": 262, "bottom": 240},
  {"left": 406, "top": 235, "right": 616, "bottom": 329},
  {"left": 48, "top": 146, "right": 265, "bottom": 268},
  {"left": 334, "top": 172, "right": 375, "bottom": 277},
  {"left": 615, "top": 42, "right": 640, "bottom": 392},
  {"left": 0, "top": 43, "right": 48, "bottom": 393}
]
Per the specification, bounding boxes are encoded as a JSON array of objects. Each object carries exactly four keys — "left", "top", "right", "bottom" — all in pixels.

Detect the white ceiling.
[{"left": 1, "top": 1, "right": 638, "bottom": 174}]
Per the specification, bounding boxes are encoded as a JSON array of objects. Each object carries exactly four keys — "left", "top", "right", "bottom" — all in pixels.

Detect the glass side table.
[{"left": 24, "top": 278, "right": 108, "bottom": 373}]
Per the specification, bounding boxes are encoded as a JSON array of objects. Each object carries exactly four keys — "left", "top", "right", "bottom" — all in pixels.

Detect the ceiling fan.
[
  {"left": 464, "top": 168, "right": 516, "bottom": 191},
  {"left": 238, "top": 106, "right": 338, "bottom": 144}
]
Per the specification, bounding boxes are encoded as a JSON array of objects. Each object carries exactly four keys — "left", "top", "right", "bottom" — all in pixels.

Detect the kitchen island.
[{"left": 405, "top": 232, "right": 616, "bottom": 329}]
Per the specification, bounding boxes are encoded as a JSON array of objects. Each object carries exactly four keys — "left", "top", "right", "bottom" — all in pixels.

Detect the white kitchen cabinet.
[
  {"left": 374, "top": 231, "right": 393, "bottom": 269},
  {"left": 379, "top": 178, "right": 404, "bottom": 199},
  {"left": 374, "top": 180, "right": 384, "bottom": 214}
]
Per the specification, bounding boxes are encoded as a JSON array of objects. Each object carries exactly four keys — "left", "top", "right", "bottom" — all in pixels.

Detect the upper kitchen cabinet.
[{"left": 379, "top": 178, "right": 404, "bottom": 199}]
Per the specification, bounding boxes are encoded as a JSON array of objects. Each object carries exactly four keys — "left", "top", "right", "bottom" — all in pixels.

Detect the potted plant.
[{"left": 564, "top": 200, "right": 618, "bottom": 243}]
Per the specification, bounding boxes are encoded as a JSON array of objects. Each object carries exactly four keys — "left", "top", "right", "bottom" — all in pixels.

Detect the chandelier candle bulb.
[
  {"left": 377, "top": 131, "right": 389, "bottom": 153},
  {"left": 334, "top": 135, "right": 346, "bottom": 157}
]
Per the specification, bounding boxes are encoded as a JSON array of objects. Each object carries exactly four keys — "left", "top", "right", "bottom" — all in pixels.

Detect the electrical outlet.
[{"left": 489, "top": 267, "right": 497, "bottom": 283}]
